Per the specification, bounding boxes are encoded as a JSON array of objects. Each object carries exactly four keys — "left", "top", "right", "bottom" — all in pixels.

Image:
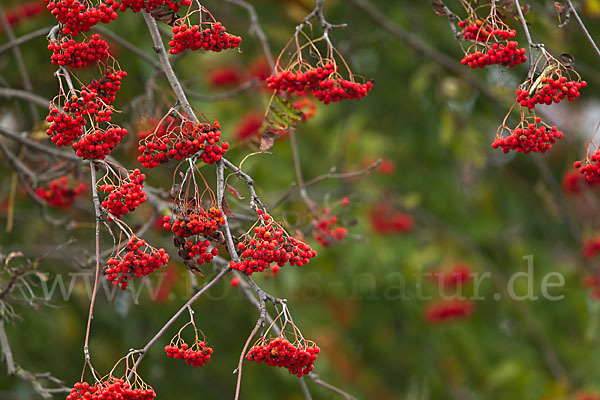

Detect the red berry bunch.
[
  {"left": 87, "top": 68, "right": 127, "bottom": 105},
  {"left": 428, "top": 263, "right": 473, "bottom": 287},
  {"left": 246, "top": 337, "right": 320, "bottom": 377},
  {"left": 104, "top": 236, "right": 169, "bottom": 290},
  {"left": 64, "top": 90, "right": 113, "bottom": 123},
  {"left": 461, "top": 40, "right": 527, "bottom": 68},
  {"left": 169, "top": 22, "right": 242, "bottom": 54},
  {"left": 183, "top": 238, "right": 219, "bottom": 264},
  {"left": 458, "top": 19, "right": 493, "bottom": 41},
  {"left": 5, "top": 2, "right": 45, "bottom": 28},
  {"left": 562, "top": 170, "right": 599, "bottom": 195},
  {"left": 163, "top": 207, "right": 224, "bottom": 238},
  {"left": 492, "top": 118, "right": 563, "bottom": 154},
  {"left": 120, "top": 0, "right": 190, "bottom": 13},
  {"left": 45, "top": 107, "right": 85, "bottom": 146},
  {"left": 45, "top": 0, "right": 120, "bottom": 37},
  {"left": 48, "top": 34, "right": 109, "bottom": 68},
  {"left": 574, "top": 151, "right": 600, "bottom": 184},
  {"left": 313, "top": 211, "right": 347, "bottom": 247},
  {"left": 100, "top": 169, "right": 147, "bottom": 220},
  {"left": 516, "top": 76, "right": 587, "bottom": 109},
  {"left": 138, "top": 120, "right": 228, "bottom": 168},
  {"left": 583, "top": 237, "right": 600, "bottom": 259},
  {"left": 267, "top": 63, "right": 373, "bottom": 103},
  {"left": 424, "top": 299, "right": 474, "bottom": 323},
  {"left": 72, "top": 126, "right": 127, "bottom": 160},
  {"left": 165, "top": 341, "right": 213, "bottom": 367},
  {"left": 35, "top": 176, "right": 86, "bottom": 208},
  {"left": 230, "top": 210, "right": 317, "bottom": 276},
  {"left": 67, "top": 379, "right": 156, "bottom": 400}
]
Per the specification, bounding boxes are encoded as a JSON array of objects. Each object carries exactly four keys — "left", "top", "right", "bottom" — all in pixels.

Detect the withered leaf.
[{"left": 227, "top": 184, "right": 245, "bottom": 200}]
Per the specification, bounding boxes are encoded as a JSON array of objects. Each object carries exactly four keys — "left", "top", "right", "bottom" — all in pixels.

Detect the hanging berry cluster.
[
  {"left": 138, "top": 113, "right": 228, "bottom": 168},
  {"left": 246, "top": 307, "right": 319, "bottom": 377},
  {"left": 67, "top": 379, "right": 156, "bottom": 400},
  {"left": 169, "top": 22, "right": 242, "bottom": 54},
  {"left": 99, "top": 168, "right": 147, "bottom": 220},
  {"left": 424, "top": 299, "right": 474, "bottom": 323},
  {"left": 45, "top": 0, "right": 120, "bottom": 37},
  {"left": 48, "top": 34, "right": 109, "bottom": 68},
  {"left": 35, "top": 176, "right": 86, "bottom": 208},
  {"left": 165, "top": 310, "right": 213, "bottom": 367},
  {"left": 168, "top": 6, "right": 241, "bottom": 54},
  {"left": 515, "top": 59, "right": 586, "bottom": 109},
  {"left": 73, "top": 126, "right": 128, "bottom": 160},
  {"left": 104, "top": 236, "right": 169, "bottom": 289},
  {"left": 45, "top": 105, "right": 85, "bottom": 147},
  {"left": 119, "top": 0, "right": 191, "bottom": 13},
  {"left": 87, "top": 67, "right": 127, "bottom": 104},
  {"left": 457, "top": 17, "right": 526, "bottom": 68},
  {"left": 267, "top": 61, "right": 373, "bottom": 104},
  {"left": 574, "top": 151, "right": 600, "bottom": 185},
  {"left": 230, "top": 209, "right": 317, "bottom": 276},
  {"left": 492, "top": 117, "right": 563, "bottom": 154},
  {"left": 313, "top": 209, "right": 347, "bottom": 247}
]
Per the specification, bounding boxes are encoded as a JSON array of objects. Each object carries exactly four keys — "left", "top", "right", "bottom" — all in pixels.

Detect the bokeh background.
[{"left": 2, "top": 0, "right": 600, "bottom": 399}]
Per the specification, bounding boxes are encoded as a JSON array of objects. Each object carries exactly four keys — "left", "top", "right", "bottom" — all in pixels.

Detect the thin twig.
[{"left": 563, "top": 0, "right": 600, "bottom": 59}]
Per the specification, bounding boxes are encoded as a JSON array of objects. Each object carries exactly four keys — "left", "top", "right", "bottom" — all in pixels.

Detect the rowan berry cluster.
[
  {"left": 492, "top": 118, "right": 563, "bottom": 154},
  {"left": 516, "top": 76, "right": 587, "bottom": 109},
  {"left": 266, "top": 62, "right": 373, "bottom": 103},
  {"left": 583, "top": 275, "right": 600, "bottom": 300},
  {"left": 48, "top": 34, "right": 109, "bottom": 68},
  {"left": 458, "top": 19, "right": 493, "bottom": 41},
  {"left": 100, "top": 169, "right": 147, "bottom": 220},
  {"left": 72, "top": 126, "right": 128, "bottom": 160},
  {"left": 313, "top": 210, "right": 347, "bottom": 247},
  {"left": 138, "top": 120, "right": 228, "bottom": 167},
  {"left": 165, "top": 341, "right": 213, "bottom": 367},
  {"left": 369, "top": 203, "right": 415, "bottom": 234},
  {"left": 120, "top": 0, "right": 191, "bottom": 13},
  {"left": 45, "top": 0, "right": 120, "bottom": 37},
  {"left": 562, "top": 170, "right": 599, "bottom": 195},
  {"left": 163, "top": 207, "right": 224, "bottom": 238},
  {"left": 246, "top": 337, "right": 320, "bottom": 377},
  {"left": 428, "top": 263, "right": 473, "bottom": 287},
  {"left": 64, "top": 89, "right": 113, "bottom": 123},
  {"left": 45, "top": 107, "right": 85, "bottom": 146},
  {"left": 574, "top": 150, "right": 600, "bottom": 184},
  {"left": 67, "top": 379, "right": 156, "bottom": 400},
  {"left": 104, "top": 236, "right": 169, "bottom": 289},
  {"left": 583, "top": 237, "right": 600, "bottom": 259},
  {"left": 169, "top": 22, "right": 242, "bottom": 54},
  {"left": 230, "top": 210, "right": 317, "bottom": 276},
  {"left": 461, "top": 40, "right": 527, "bottom": 68},
  {"left": 36, "top": 177, "right": 86, "bottom": 208},
  {"left": 87, "top": 68, "right": 127, "bottom": 104}
]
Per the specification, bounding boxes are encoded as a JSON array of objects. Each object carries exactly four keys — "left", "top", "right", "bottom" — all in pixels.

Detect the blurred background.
[{"left": 1, "top": 0, "right": 600, "bottom": 399}]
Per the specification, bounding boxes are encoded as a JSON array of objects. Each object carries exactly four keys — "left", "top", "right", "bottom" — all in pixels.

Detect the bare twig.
[
  {"left": 223, "top": 0, "right": 275, "bottom": 72},
  {"left": 562, "top": 0, "right": 600, "bottom": 60},
  {"left": 0, "top": 87, "right": 50, "bottom": 108},
  {"left": 0, "top": 27, "right": 50, "bottom": 55},
  {"left": 91, "top": 25, "right": 162, "bottom": 70},
  {"left": 289, "top": 131, "right": 316, "bottom": 210}
]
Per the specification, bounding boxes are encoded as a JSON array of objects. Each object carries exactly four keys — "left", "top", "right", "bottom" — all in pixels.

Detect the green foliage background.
[{"left": 1, "top": 0, "right": 600, "bottom": 399}]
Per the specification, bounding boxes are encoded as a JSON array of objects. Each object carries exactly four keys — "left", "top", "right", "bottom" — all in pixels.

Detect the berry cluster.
[
  {"left": 64, "top": 90, "right": 113, "bottom": 123},
  {"left": 424, "top": 299, "right": 474, "bottom": 323},
  {"left": 35, "top": 177, "right": 86, "bottom": 208},
  {"left": 5, "top": 2, "right": 45, "bottom": 28},
  {"left": 458, "top": 19, "right": 493, "bottom": 41},
  {"left": 583, "top": 237, "right": 600, "bottom": 259},
  {"left": 104, "top": 236, "right": 169, "bottom": 290},
  {"left": 120, "top": 0, "right": 190, "bottom": 13},
  {"left": 138, "top": 121, "right": 228, "bottom": 167},
  {"left": 181, "top": 238, "right": 219, "bottom": 265},
  {"left": 230, "top": 210, "right": 317, "bottom": 276},
  {"left": 45, "top": 0, "right": 120, "bottom": 37},
  {"left": 163, "top": 207, "right": 224, "bottom": 238},
  {"left": 165, "top": 341, "right": 213, "bottom": 367},
  {"left": 246, "top": 337, "right": 320, "bottom": 377},
  {"left": 169, "top": 22, "right": 242, "bottom": 54},
  {"left": 67, "top": 379, "right": 156, "bottom": 400},
  {"left": 574, "top": 151, "right": 600, "bottom": 184},
  {"left": 313, "top": 211, "right": 347, "bottom": 247},
  {"left": 492, "top": 118, "right": 563, "bottom": 154},
  {"left": 87, "top": 68, "right": 127, "bottom": 105},
  {"left": 266, "top": 63, "right": 374, "bottom": 103},
  {"left": 516, "top": 76, "right": 587, "bottom": 109},
  {"left": 562, "top": 170, "right": 600, "bottom": 195},
  {"left": 583, "top": 275, "right": 600, "bottom": 300},
  {"left": 48, "top": 34, "right": 109, "bottom": 68},
  {"left": 72, "top": 126, "right": 128, "bottom": 160},
  {"left": 461, "top": 40, "right": 527, "bottom": 69},
  {"left": 100, "top": 169, "right": 147, "bottom": 220},
  {"left": 45, "top": 107, "right": 85, "bottom": 146}
]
